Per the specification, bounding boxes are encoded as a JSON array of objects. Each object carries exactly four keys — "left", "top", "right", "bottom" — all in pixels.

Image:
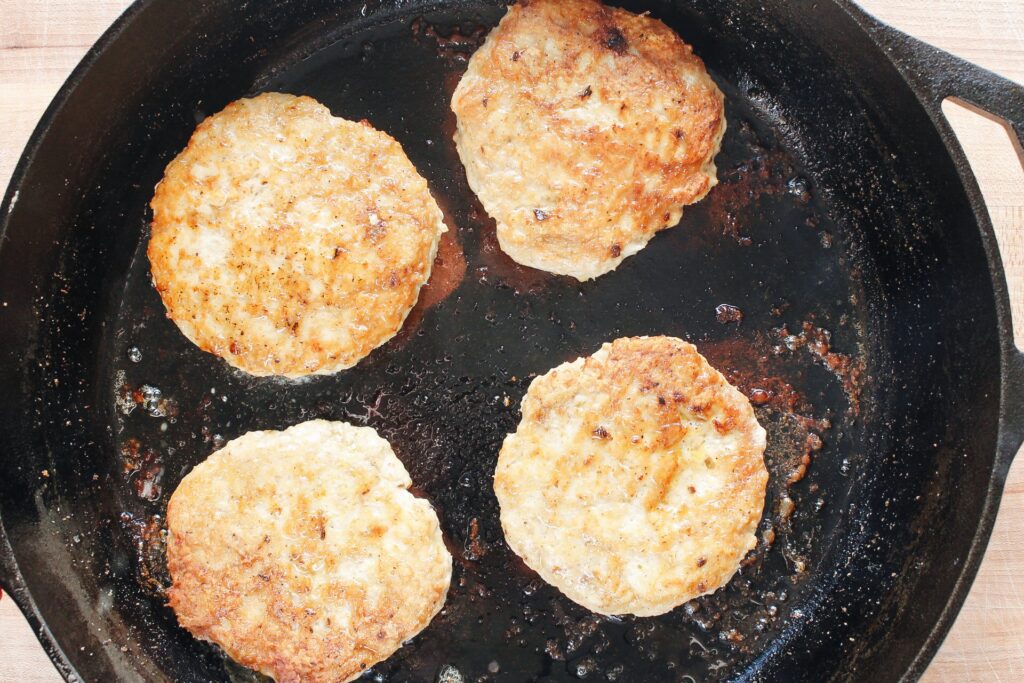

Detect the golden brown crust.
[
  {"left": 166, "top": 421, "right": 452, "bottom": 683},
  {"left": 495, "top": 337, "right": 767, "bottom": 616},
  {"left": 149, "top": 93, "right": 445, "bottom": 377},
  {"left": 452, "top": 0, "right": 726, "bottom": 280}
]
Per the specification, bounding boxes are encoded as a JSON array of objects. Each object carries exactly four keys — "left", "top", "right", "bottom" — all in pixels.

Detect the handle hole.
[{"left": 941, "top": 97, "right": 1024, "bottom": 349}]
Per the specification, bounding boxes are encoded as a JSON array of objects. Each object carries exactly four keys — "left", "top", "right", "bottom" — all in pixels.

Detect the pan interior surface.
[{"left": 0, "top": 1, "right": 1002, "bottom": 682}]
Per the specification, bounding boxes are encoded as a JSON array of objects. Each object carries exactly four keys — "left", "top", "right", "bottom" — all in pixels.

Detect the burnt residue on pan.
[
  {"left": 86, "top": 9, "right": 869, "bottom": 683},
  {"left": 412, "top": 16, "right": 489, "bottom": 61},
  {"left": 706, "top": 120, "right": 806, "bottom": 247},
  {"left": 775, "top": 319, "right": 865, "bottom": 415}
]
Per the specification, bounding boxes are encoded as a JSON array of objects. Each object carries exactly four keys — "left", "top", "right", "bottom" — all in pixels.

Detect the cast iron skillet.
[{"left": 2, "top": 0, "right": 1024, "bottom": 681}]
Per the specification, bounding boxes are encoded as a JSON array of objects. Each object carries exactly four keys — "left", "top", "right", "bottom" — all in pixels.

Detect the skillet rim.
[
  {"left": 0, "top": 4, "right": 154, "bottom": 678},
  {"left": 839, "top": 2, "right": 1024, "bottom": 679}
]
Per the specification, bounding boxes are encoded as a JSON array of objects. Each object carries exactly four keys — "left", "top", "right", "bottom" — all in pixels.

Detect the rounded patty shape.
[
  {"left": 166, "top": 420, "right": 452, "bottom": 683},
  {"left": 495, "top": 337, "right": 767, "bottom": 616},
  {"left": 149, "top": 93, "right": 446, "bottom": 377},
  {"left": 451, "top": 0, "right": 726, "bottom": 280}
]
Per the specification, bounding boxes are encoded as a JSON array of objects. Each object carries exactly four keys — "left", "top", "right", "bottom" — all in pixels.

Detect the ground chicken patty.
[
  {"left": 166, "top": 420, "right": 452, "bottom": 683},
  {"left": 452, "top": 0, "right": 726, "bottom": 280},
  {"left": 495, "top": 337, "right": 767, "bottom": 616},
  {"left": 149, "top": 93, "right": 446, "bottom": 377}
]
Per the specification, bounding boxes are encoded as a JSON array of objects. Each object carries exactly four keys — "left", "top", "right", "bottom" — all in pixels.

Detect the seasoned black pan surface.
[{"left": 1, "top": 1, "right": 1022, "bottom": 682}]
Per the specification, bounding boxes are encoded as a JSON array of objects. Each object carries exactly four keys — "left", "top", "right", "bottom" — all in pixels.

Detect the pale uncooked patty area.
[
  {"left": 149, "top": 93, "right": 446, "bottom": 378},
  {"left": 166, "top": 420, "right": 452, "bottom": 683},
  {"left": 452, "top": 0, "right": 726, "bottom": 280},
  {"left": 495, "top": 337, "right": 768, "bottom": 616}
]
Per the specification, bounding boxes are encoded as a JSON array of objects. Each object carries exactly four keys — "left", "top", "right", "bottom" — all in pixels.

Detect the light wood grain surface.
[{"left": 1, "top": 1, "right": 1022, "bottom": 681}]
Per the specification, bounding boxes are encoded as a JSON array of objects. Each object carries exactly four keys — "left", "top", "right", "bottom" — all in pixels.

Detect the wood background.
[{"left": 1, "top": 0, "right": 1023, "bottom": 680}]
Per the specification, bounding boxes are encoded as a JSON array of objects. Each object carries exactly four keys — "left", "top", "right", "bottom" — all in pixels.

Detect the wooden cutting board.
[{"left": 1, "top": 1, "right": 1022, "bottom": 680}]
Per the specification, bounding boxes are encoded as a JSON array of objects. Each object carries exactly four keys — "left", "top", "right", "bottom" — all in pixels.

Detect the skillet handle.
[
  {"left": 869, "top": 26, "right": 1024, "bottom": 152},
  {"left": 863, "top": 21, "right": 1024, "bottom": 474}
]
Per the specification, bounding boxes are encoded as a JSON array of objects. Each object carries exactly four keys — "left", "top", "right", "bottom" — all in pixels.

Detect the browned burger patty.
[
  {"left": 452, "top": 0, "right": 725, "bottom": 280},
  {"left": 149, "top": 93, "right": 446, "bottom": 377},
  {"left": 166, "top": 420, "right": 452, "bottom": 682},
  {"left": 495, "top": 336, "right": 767, "bottom": 616}
]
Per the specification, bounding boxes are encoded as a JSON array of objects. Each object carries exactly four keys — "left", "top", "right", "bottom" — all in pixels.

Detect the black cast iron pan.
[{"left": 2, "top": 0, "right": 1023, "bottom": 681}]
